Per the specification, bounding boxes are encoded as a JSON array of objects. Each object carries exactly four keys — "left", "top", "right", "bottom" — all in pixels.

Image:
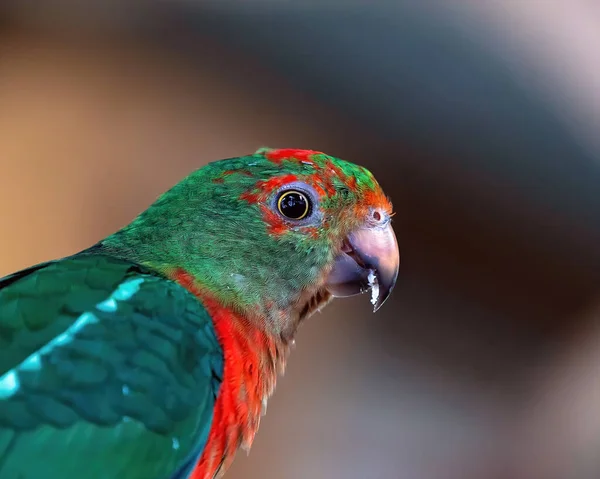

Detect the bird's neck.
[
  {"left": 171, "top": 268, "right": 290, "bottom": 478},
  {"left": 99, "top": 224, "right": 305, "bottom": 339}
]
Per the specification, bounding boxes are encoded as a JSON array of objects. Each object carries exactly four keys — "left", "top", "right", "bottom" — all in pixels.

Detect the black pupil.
[{"left": 280, "top": 192, "right": 308, "bottom": 219}]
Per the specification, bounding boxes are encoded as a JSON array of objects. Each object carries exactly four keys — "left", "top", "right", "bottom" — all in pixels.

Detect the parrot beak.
[{"left": 326, "top": 220, "right": 399, "bottom": 311}]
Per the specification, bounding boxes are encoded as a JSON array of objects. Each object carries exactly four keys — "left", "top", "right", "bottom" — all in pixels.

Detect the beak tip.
[
  {"left": 372, "top": 283, "right": 396, "bottom": 313},
  {"left": 368, "top": 267, "right": 397, "bottom": 313},
  {"left": 325, "top": 221, "right": 399, "bottom": 311}
]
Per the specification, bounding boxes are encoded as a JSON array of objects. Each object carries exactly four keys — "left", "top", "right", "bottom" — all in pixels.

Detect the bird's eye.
[{"left": 277, "top": 190, "right": 311, "bottom": 220}]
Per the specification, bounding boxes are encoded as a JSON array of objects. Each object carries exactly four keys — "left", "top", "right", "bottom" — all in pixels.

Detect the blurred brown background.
[{"left": 1, "top": 2, "right": 600, "bottom": 478}]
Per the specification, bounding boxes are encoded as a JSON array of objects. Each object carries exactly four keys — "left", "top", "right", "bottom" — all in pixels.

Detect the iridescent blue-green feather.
[{"left": 0, "top": 254, "right": 223, "bottom": 479}]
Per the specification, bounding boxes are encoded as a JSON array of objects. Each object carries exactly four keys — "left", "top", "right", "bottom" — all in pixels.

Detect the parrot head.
[{"left": 105, "top": 148, "right": 399, "bottom": 339}]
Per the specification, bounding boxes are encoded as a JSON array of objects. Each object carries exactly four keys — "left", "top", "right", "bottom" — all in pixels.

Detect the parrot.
[{"left": 0, "top": 147, "right": 399, "bottom": 479}]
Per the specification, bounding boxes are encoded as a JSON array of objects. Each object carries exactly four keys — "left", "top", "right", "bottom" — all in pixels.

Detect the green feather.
[{"left": 0, "top": 254, "right": 222, "bottom": 479}]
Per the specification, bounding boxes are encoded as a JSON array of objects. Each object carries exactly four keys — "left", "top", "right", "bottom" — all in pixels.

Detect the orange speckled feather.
[{"left": 172, "top": 269, "right": 289, "bottom": 479}]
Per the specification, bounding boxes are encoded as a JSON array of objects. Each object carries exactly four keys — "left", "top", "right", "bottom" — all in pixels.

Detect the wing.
[{"left": 0, "top": 254, "right": 223, "bottom": 479}]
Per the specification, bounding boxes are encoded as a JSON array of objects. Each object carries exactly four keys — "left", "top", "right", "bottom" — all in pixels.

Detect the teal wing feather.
[{"left": 0, "top": 254, "right": 223, "bottom": 479}]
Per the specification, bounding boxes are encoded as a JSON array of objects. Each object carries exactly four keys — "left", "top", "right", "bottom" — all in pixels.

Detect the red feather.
[
  {"left": 172, "top": 269, "right": 288, "bottom": 479},
  {"left": 264, "top": 148, "right": 323, "bottom": 164}
]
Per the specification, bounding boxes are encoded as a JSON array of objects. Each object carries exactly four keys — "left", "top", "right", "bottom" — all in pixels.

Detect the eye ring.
[{"left": 277, "top": 190, "right": 311, "bottom": 220}]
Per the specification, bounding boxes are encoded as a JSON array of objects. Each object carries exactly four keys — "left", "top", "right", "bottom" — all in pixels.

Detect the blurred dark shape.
[{"left": 1, "top": 2, "right": 600, "bottom": 478}]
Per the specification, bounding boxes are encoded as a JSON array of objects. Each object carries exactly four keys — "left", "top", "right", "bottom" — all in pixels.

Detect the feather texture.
[{"left": 0, "top": 255, "right": 223, "bottom": 479}]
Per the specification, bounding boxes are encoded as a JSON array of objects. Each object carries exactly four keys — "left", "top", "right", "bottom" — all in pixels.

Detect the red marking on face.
[
  {"left": 240, "top": 174, "right": 300, "bottom": 236},
  {"left": 212, "top": 177, "right": 224, "bottom": 184},
  {"left": 348, "top": 188, "right": 393, "bottom": 223},
  {"left": 239, "top": 190, "right": 260, "bottom": 203},
  {"left": 315, "top": 163, "right": 344, "bottom": 197},
  {"left": 264, "top": 149, "right": 324, "bottom": 164},
  {"left": 305, "top": 226, "right": 319, "bottom": 239},
  {"left": 239, "top": 174, "right": 298, "bottom": 205},
  {"left": 346, "top": 175, "right": 358, "bottom": 192},
  {"left": 262, "top": 174, "right": 298, "bottom": 192},
  {"left": 260, "top": 205, "right": 288, "bottom": 236},
  {"left": 171, "top": 269, "right": 286, "bottom": 479},
  {"left": 325, "top": 160, "right": 348, "bottom": 186},
  {"left": 363, "top": 188, "right": 393, "bottom": 213},
  {"left": 298, "top": 173, "right": 333, "bottom": 198},
  {"left": 239, "top": 157, "right": 390, "bottom": 239},
  {"left": 240, "top": 191, "right": 260, "bottom": 203},
  {"left": 312, "top": 182, "right": 326, "bottom": 197},
  {"left": 323, "top": 180, "right": 337, "bottom": 197}
]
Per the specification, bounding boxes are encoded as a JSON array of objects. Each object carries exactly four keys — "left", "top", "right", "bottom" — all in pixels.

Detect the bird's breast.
[{"left": 190, "top": 309, "right": 287, "bottom": 479}]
